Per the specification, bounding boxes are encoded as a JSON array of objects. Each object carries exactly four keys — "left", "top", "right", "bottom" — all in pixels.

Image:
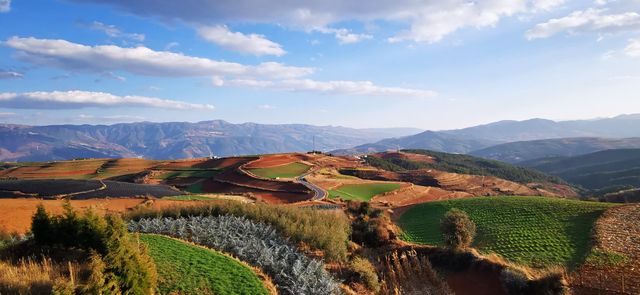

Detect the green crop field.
[
  {"left": 247, "top": 162, "right": 311, "bottom": 179},
  {"left": 140, "top": 234, "right": 269, "bottom": 295},
  {"left": 329, "top": 183, "right": 401, "bottom": 201},
  {"left": 398, "top": 196, "right": 617, "bottom": 268}
]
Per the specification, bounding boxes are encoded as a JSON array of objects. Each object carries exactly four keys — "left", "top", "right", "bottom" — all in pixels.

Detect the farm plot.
[
  {"left": 246, "top": 162, "right": 311, "bottom": 179},
  {"left": 129, "top": 215, "right": 341, "bottom": 295},
  {"left": 199, "top": 179, "right": 311, "bottom": 204},
  {"left": 328, "top": 182, "right": 401, "bottom": 201},
  {"left": 93, "top": 158, "right": 158, "bottom": 179},
  {"left": 0, "top": 179, "right": 104, "bottom": 198},
  {"left": 140, "top": 234, "right": 270, "bottom": 295},
  {"left": 0, "top": 159, "right": 107, "bottom": 179},
  {"left": 397, "top": 196, "right": 616, "bottom": 268},
  {"left": 71, "top": 181, "right": 182, "bottom": 199}
]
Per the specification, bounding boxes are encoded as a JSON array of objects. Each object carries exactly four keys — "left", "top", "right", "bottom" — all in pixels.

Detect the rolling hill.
[
  {"left": 470, "top": 137, "right": 640, "bottom": 163},
  {"left": 0, "top": 121, "right": 421, "bottom": 161},
  {"left": 521, "top": 149, "right": 640, "bottom": 194},
  {"left": 331, "top": 131, "right": 498, "bottom": 155},
  {"left": 333, "top": 114, "right": 640, "bottom": 155}
]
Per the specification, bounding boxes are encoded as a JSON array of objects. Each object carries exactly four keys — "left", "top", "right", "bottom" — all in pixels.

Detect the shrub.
[
  {"left": 350, "top": 257, "right": 380, "bottom": 293},
  {"left": 125, "top": 201, "right": 350, "bottom": 261},
  {"left": 129, "top": 215, "right": 342, "bottom": 295},
  {"left": 30, "top": 204, "right": 156, "bottom": 294},
  {"left": 441, "top": 209, "right": 476, "bottom": 250}
]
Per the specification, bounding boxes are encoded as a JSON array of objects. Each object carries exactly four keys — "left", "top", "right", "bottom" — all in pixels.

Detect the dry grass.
[{"left": 0, "top": 257, "right": 85, "bottom": 294}]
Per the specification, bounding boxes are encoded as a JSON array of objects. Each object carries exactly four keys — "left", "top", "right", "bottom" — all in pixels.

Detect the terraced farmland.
[
  {"left": 328, "top": 183, "right": 401, "bottom": 201},
  {"left": 140, "top": 234, "right": 270, "bottom": 295},
  {"left": 398, "top": 196, "right": 616, "bottom": 268},
  {"left": 246, "top": 162, "right": 311, "bottom": 179}
]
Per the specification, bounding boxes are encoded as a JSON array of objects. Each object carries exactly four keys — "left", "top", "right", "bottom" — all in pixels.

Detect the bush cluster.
[
  {"left": 347, "top": 201, "right": 392, "bottom": 247},
  {"left": 129, "top": 215, "right": 342, "bottom": 295},
  {"left": 31, "top": 203, "right": 157, "bottom": 294},
  {"left": 440, "top": 208, "right": 476, "bottom": 250},
  {"left": 350, "top": 257, "right": 380, "bottom": 292},
  {"left": 125, "top": 201, "right": 351, "bottom": 261}
]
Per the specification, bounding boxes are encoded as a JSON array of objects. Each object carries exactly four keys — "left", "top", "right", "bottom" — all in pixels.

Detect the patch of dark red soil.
[
  {"left": 244, "top": 154, "right": 311, "bottom": 168},
  {"left": 194, "top": 156, "right": 257, "bottom": 169},
  {"left": 341, "top": 168, "right": 439, "bottom": 186},
  {"left": 446, "top": 269, "right": 507, "bottom": 295},
  {"left": 214, "top": 165, "right": 310, "bottom": 193},
  {"left": 200, "top": 179, "right": 311, "bottom": 204},
  {"left": 163, "top": 177, "right": 202, "bottom": 186}
]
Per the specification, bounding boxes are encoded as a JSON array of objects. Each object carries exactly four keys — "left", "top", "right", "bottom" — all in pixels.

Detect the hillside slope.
[
  {"left": 332, "top": 131, "right": 498, "bottom": 155},
  {"left": 470, "top": 137, "right": 640, "bottom": 163},
  {"left": 522, "top": 149, "right": 640, "bottom": 193}
]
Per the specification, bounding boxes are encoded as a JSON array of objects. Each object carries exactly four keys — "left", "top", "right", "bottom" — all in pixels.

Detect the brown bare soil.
[
  {"left": 571, "top": 204, "right": 640, "bottom": 294},
  {"left": 375, "top": 151, "right": 435, "bottom": 164},
  {"left": 244, "top": 154, "right": 312, "bottom": 168},
  {"left": 374, "top": 185, "right": 472, "bottom": 208},
  {"left": 95, "top": 158, "right": 158, "bottom": 179},
  {"left": 1, "top": 159, "right": 108, "bottom": 179}
]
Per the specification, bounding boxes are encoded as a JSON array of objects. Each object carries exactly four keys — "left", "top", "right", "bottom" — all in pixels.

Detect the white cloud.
[
  {"left": 3, "top": 37, "right": 313, "bottom": 79},
  {"left": 526, "top": 9, "right": 640, "bottom": 40},
  {"left": 316, "top": 27, "right": 372, "bottom": 44},
  {"left": 72, "top": 0, "right": 559, "bottom": 43},
  {"left": 71, "top": 114, "right": 146, "bottom": 123},
  {"left": 0, "top": 90, "right": 214, "bottom": 110},
  {"left": 624, "top": 38, "right": 640, "bottom": 57},
  {"left": 86, "top": 21, "right": 145, "bottom": 41},
  {"left": 198, "top": 25, "right": 286, "bottom": 56},
  {"left": 0, "top": 71, "right": 22, "bottom": 79},
  {"left": 258, "top": 104, "right": 276, "bottom": 109},
  {"left": 0, "top": 0, "right": 10, "bottom": 13},
  {"left": 218, "top": 78, "right": 437, "bottom": 98}
]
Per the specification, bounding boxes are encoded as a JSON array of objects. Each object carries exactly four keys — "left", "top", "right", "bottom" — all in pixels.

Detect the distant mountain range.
[
  {"left": 332, "top": 115, "right": 640, "bottom": 156},
  {"left": 0, "top": 121, "right": 422, "bottom": 161},
  {"left": 3, "top": 114, "right": 640, "bottom": 162},
  {"left": 470, "top": 137, "right": 640, "bottom": 163},
  {"left": 521, "top": 149, "right": 640, "bottom": 194}
]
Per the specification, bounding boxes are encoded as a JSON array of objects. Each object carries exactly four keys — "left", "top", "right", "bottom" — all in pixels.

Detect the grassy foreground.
[
  {"left": 247, "top": 162, "right": 310, "bottom": 179},
  {"left": 139, "top": 234, "right": 269, "bottom": 295},
  {"left": 398, "top": 196, "right": 616, "bottom": 268},
  {"left": 329, "top": 183, "right": 401, "bottom": 201}
]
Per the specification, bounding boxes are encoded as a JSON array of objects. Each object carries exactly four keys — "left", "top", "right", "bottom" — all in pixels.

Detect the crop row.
[{"left": 128, "top": 215, "right": 342, "bottom": 295}]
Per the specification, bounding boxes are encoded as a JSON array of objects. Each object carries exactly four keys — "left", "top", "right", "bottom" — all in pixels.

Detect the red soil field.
[
  {"left": 244, "top": 154, "right": 311, "bottom": 168},
  {"left": 215, "top": 165, "right": 310, "bottom": 193},
  {"left": 200, "top": 179, "right": 312, "bottom": 204},
  {"left": 0, "top": 198, "right": 215, "bottom": 234},
  {"left": 195, "top": 156, "right": 258, "bottom": 169}
]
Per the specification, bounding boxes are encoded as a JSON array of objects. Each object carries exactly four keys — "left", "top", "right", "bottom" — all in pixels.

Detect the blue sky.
[{"left": 0, "top": 0, "right": 639, "bottom": 130}]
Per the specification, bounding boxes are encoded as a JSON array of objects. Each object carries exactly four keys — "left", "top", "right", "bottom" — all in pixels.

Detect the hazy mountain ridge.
[
  {"left": 333, "top": 115, "right": 640, "bottom": 156},
  {"left": 0, "top": 121, "right": 422, "bottom": 161},
  {"left": 521, "top": 149, "right": 640, "bottom": 193},
  {"left": 470, "top": 137, "right": 640, "bottom": 163}
]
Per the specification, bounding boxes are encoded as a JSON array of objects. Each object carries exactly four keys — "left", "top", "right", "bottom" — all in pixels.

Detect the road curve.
[{"left": 296, "top": 172, "right": 327, "bottom": 201}]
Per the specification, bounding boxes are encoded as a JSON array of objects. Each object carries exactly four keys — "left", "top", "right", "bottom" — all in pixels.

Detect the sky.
[{"left": 0, "top": 0, "right": 639, "bottom": 130}]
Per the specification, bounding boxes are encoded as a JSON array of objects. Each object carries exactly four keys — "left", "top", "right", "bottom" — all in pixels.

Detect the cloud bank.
[
  {"left": 198, "top": 25, "right": 286, "bottom": 56},
  {"left": 216, "top": 78, "right": 436, "bottom": 98},
  {"left": 3, "top": 37, "right": 313, "bottom": 79},
  {"left": 526, "top": 9, "right": 640, "bottom": 40},
  {"left": 71, "top": 0, "right": 563, "bottom": 43},
  {"left": 0, "top": 90, "right": 214, "bottom": 110}
]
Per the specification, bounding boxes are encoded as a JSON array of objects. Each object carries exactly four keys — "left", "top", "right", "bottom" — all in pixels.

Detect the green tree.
[
  {"left": 31, "top": 204, "right": 52, "bottom": 245},
  {"left": 441, "top": 208, "right": 476, "bottom": 250}
]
